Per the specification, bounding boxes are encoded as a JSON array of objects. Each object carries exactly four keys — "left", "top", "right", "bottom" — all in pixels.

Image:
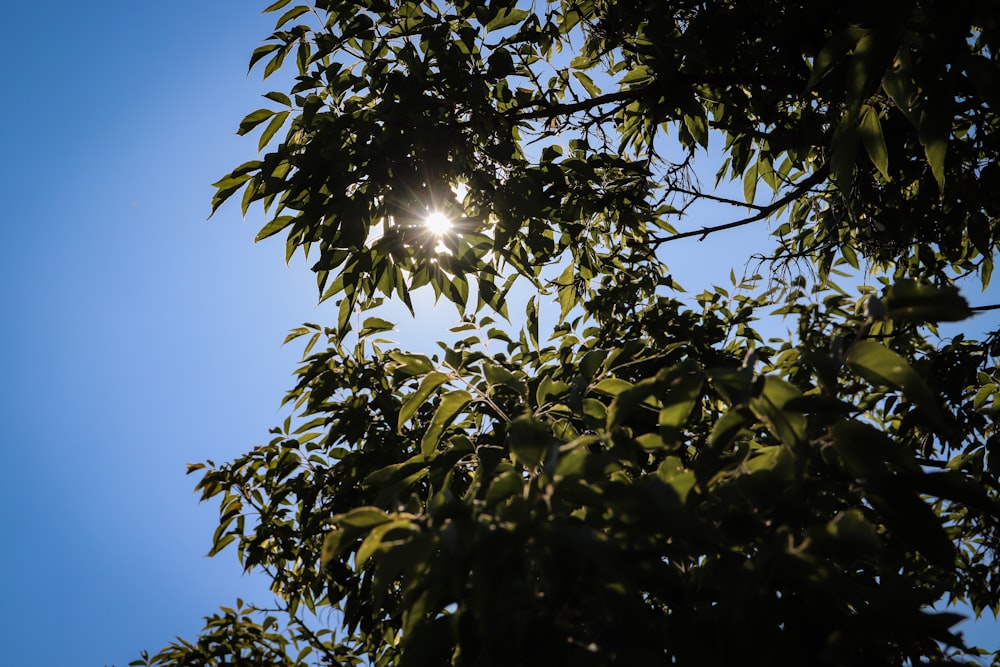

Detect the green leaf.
[
  {"left": 884, "top": 279, "right": 970, "bottom": 323},
  {"left": 483, "top": 362, "right": 526, "bottom": 395},
  {"left": 591, "top": 378, "right": 634, "bottom": 397},
  {"left": 257, "top": 110, "right": 290, "bottom": 150},
  {"left": 743, "top": 158, "right": 758, "bottom": 203},
  {"left": 262, "top": 0, "right": 293, "bottom": 13},
  {"left": 556, "top": 261, "right": 577, "bottom": 320},
  {"left": 536, "top": 375, "right": 571, "bottom": 405},
  {"left": 210, "top": 175, "right": 254, "bottom": 216},
  {"left": 658, "top": 370, "right": 703, "bottom": 448},
  {"left": 636, "top": 433, "right": 665, "bottom": 450},
  {"left": 421, "top": 390, "right": 472, "bottom": 457},
  {"left": 582, "top": 398, "right": 607, "bottom": 423},
  {"left": 572, "top": 71, "right": 602, "bottom": 97},
  {"left": 918, "top": 103, "right": 950, "bottom": 193},
  {"left": 882, "top": 51, "right": 919, "bottom": 125},
  {"left": 485, "top": 469, "right": 524, "bottom": 505},
  {"left": 845, "top": 340, "right": 944, "bottom": 426},
  {"left": 360, "top": 316, "right": 395, "bottom": 337},
  {"left": 554, "top": 438, "right": 598, "bottom": 478},
  {"left": 844, "top": 31, "right": 881, "bottom": 109},
  {"left": 206, "top": 533, "right": 236, "bottom": 557},
  {"left": 707, "top": 366, "right": 754, "bottom": 405},
  {"left": 580, "top": 350, "right": 609, "bottom": 380},
  {"left": 265, "top": 45, "right": 292, "bottom": 79},
  {"left": 683, "top": 112, "right": 709, "bottom": 150},
  {"left": 398, "top": 371, "right": 449, "bottom": 431},
  {"left": 355, "top": 519, "right": 416, "bottom": 568},
  {"left": 254, "top": 215, "right": 296, "bottom": 242},
  {"left": 211, "top": 161, "right": 260, "bottom": 190},
  {"left": 334, "top": 506, "right": 393, "bottom": 529},
  {"left": 657, "top": 456, "right": 697, "bottom": 503},
  {"left": 486, "top": 8, "right": 529, "bottom": 32},
  {"left": 749, "top": 376, "right": 807, "bottom": 447},
  {"left": 321, "top": 507, "right": 396, "bottom": 566},
  {"left": 507, "top": 414, "right": 554, "bottom": 469},
  {"left": 841, "top": 244, "right": 859, "bottom": 270},
  {"left": 275, "top": 4, "right": 310, "bottom": 28},
  {"left": 389, "top": 352, "right": 435, "bottom": 378},
  {"left": 708, "top": 408, "right": 748, "bottom": 450},
  {"left": 825, "top": 509, "right": 881, "bottom": 555},
  {"left": 263, "top": 91, "right": 292, "bottom": 107},
  {"left": 830, "top": 110, "right": 860, "bottom": 190},
  {"left": 607, "top": 376, "right": 660, "bottom": 428},
  {"left": 248, "top": 43, "right": 282, "bottom": 72},
  {"left": 807, "top": 27, "right": 869, "bottom": 89},
  {"left": 526, "top": 296, "right": 538, "bottom": 348},
  {"left": 744, "top": 445, "right": 794, "bottom": 479},
  {"left": 859, "top": 104, "right": 889, "bottom": 180},
  {"left": 237, "top": 108, "right": 277, "bottom": 136}
]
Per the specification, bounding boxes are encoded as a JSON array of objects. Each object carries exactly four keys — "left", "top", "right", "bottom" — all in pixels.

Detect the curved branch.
[
  {"left": 670, "top": 186, "right": 768, "bottom": 212},
  {"left": 649, "top": 165, "right": 830, "bottom": 246},
  {"left": 507, "top": 71, "right": 805, "bottom": 123},
  {"left": 509, "top": 84, "right": 656, "bottom": 121}
]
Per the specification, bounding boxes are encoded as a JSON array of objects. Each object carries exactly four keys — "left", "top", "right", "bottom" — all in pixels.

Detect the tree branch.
[
  {"left": 285, "top": 603, "right": 344, "bottom": 666},
  {"left": 509, "top": 85, "right": 655, "bottom": 121},
  {"left": 506, "top": 71, "right": 805, "bottom": 123},
  {"left": 649, "top": 165, "right": 830, "bottom": 246},
  {"left": 670, "top": 186, "right": 768, "bottom": 211}
]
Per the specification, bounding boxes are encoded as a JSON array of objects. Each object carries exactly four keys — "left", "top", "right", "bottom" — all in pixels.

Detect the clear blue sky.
[{"left": 0, "top": 3, "right": 996, "bottom": 666}]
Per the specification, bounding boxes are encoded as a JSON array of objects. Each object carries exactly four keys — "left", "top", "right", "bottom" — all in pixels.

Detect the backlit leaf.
[
  {"left": 486, "top": 8, "right": 529, "bottom": 32},
  {"left": 918, "top": 103, "right": 950, "bottom": 193},
  {"left": 254, "top": 215, "right": 295, "bottom": 242},
  {"left": 237, "top": 108, "right": 277, "bottom": 136},
  {"left": 507, "top": 414, "right": 554, "bottom": 469},
  {"left": 398, "top": 371, "right": 449, "bottom": 430},
  {"left": 884, "top": 279, "right": 970, "bottom": 323},
  {"left": 845, "top": 340, "right": 944, "bottom": 427},
  {"left": 658, "top": 366, "right": 703, "bottom": 448},
  {"left": 657, "top": 456, "right": 696, "bottom": 502},
  {"left": 859, "top": 104, "right": 889, "bottom": 180},
  {"left": 420, "top": 390, "right": 472, "bottom": 456},
  {"left": 591, "top": 378, "right": 634, "bottom": 397},
  {"left": 389, "top": 352, "right": 435, "bottom": 378}
]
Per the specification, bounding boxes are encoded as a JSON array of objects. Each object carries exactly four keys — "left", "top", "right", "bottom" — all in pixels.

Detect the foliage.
[{"left": 139, "top": 0, "right": 1000, "bottom": 665}]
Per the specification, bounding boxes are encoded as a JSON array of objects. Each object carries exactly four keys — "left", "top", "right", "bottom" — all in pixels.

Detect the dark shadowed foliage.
[{"left": 136, "top": 1, "right": 1000, "bottom": 665}]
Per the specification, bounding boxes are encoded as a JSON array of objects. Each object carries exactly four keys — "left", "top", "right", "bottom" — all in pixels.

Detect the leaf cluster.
[{"left": 139, "top": 1, "right": 1000, "bottom": 665}]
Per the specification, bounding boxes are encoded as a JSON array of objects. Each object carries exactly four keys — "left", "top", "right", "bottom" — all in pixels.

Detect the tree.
[{"left": 136, "top": 1, "right": 1000, "bottom": 665}]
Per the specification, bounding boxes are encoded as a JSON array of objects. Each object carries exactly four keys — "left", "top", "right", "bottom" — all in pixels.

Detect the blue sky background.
[{"left": 0, "top": 2, "right": 997, "bottom": 666}]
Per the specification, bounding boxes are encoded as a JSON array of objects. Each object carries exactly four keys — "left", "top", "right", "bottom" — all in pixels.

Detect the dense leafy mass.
[{"left": 137, "top": 1, "right": 1000, "bottom": 665}]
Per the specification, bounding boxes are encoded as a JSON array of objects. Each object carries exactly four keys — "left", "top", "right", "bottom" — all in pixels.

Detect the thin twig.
[
  {"left": 670, "top": 186, "right": 768, "bottom": 211},
  {"left": 509, "top": 85, "right": 655, "bottom": 121},
  {"left": 648, "top": 165, "right": 829, "bottom": 246},
  {"left": 507, "top": 70, "right": 806, "bottom": 123}
]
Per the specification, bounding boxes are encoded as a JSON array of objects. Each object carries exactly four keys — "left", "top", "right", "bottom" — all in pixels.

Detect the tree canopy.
[{"left": 137, "top": 0, "right": 1000, "bottom": 665}]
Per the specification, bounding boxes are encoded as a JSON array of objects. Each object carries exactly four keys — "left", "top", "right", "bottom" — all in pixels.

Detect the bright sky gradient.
[{"left": 0, "top": 3, "right": 997, "bottom": 666}]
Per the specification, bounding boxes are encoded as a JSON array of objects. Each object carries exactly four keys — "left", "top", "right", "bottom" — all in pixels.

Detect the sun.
[{"left": 424, "top": 210, "right": 453, "bottom": 236}]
